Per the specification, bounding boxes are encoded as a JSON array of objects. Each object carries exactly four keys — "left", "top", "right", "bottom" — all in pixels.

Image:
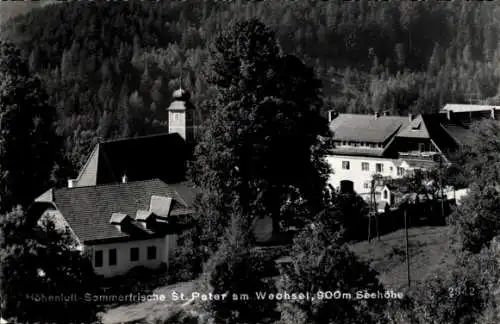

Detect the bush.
[
  {"left": 167, "top": 232, "right": 204, "bottom": 284},
  {"left": 450, "top": 184, "right": 500, "bottom": 253},
  {"left": 0, "top": 208, "right": 101, "bottom": 324},
  {"left": 277, "top": 223, "right": 388, "bottom": 324},
  {"left": 389, "top": 248, "right": 499, "bottom": 324},
  {"left": 199, "top": 240, "right": 279, "bottom": 324}
]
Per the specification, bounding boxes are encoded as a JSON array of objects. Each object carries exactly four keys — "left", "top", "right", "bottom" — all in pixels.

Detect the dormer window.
[
  {"left": 149, "top": 195, "right": 173, "bottom": 219},
  {"left": 135, "top": 210, "right": 155, "bottom": 229},
  {"left": 412, "top": 122, "right": 421, "bottom": 130},
  {"left": 109, "top": 213, "right": 131, "bottom": 232}
]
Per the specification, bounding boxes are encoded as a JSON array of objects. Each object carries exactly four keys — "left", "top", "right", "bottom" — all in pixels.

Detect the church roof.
[{"left": 73, "top": 133, "right": 188, "bottom": 186}]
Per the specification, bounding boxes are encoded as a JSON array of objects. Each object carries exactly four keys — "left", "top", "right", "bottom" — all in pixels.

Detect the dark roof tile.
[
  {"left": 75, "top": 133, "right": 189, "bottom": 186},
  {"left": 36, "top": 179, "right": 197, "bottom": 243},
  {"left": 330, "top": 114, "right": 410, "bottom": 143}
]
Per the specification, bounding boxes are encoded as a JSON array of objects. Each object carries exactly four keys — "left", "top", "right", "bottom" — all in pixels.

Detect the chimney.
[
  {"left": 408, "top": 113, "right": 413, "bottom": 122},
  {"left": 491, "top": 107, "right": 496, "bottom": 120},
  {"left": 67, "top": 179, "right": 75, "bottom": 188},
  {"left": 122, "top": 174, "right": 128, "bottom": 184},
  {"left": 374, "top": 112, "right": 380, "bottom": 119}
]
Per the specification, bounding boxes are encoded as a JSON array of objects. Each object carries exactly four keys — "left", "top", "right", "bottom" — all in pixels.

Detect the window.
[
  {"left": 130, "top": 247, "right": 139, "bottom": 262},
  {"left": 376, "top": 163, "right": 383, "bottom": 173},
  {"left": 364, "top": 182, "right": 370, "bottom": 189},
  {"left": 383, "top": 190, "right": 388, "bottom": 199},
  {"left": 109, "top": 248, "right": 117, "bottom": 266},
  {"left": 147, "top": 246, "right": 157, "bottom": 260},
  {"left": 342, "top": 161, "right": 350, "bottom": 170},
  {"left": 397, "top": 167, "right": 405, "bottom": 176},
  {"left": 389, "top": 166, "right": 393, "bottom": 172},
  {"left": 418, "top": 143, "right": 425, "bottom": 152},
  {"left": 361, "top": 162, "right": 369, "bottom": 171},
  {"left": 95, "top": 250, "right": 103, "bottom": 268}
]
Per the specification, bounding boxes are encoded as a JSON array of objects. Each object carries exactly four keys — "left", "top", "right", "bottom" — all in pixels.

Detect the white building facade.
[{"left": 327, "top": 155, "right": 405, "bottom": 197}]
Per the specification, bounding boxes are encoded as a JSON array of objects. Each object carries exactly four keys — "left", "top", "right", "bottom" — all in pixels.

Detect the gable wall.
[{"left": 75, "top": 145, "right": 100, "bottom": 187}]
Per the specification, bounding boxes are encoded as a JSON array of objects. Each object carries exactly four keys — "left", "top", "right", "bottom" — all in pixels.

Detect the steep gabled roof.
[
  {"left": 74, "top": 133, "right": 188, "bottom": 186},
  {"left": 396, "top": 114, "right": 459, "bottom": 153},
  {"left": 396, "top": 115, "right": 430, "bottom": 138},
  {"left": 329, "top": 114, "right": 410, "bottom": 144},
  {"left": 35, "top": 179, "right": 198, "bottom": 244}
]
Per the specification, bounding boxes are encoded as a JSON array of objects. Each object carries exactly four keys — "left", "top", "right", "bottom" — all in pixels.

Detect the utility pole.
[
  {"left": 367, "top": 212, "right": 371, "bottom": 243},
  {"left": 373, "top": 179, "right": 380, "bottom": 241},
  {"left": 368, "top": 177, "right": 381, "bottom": 242},
  {"left": 437, "top": 153, "right": 445, "bottom": 220},
  {"left": 368, "top": 179, "right": 373, "bottom": 243},
  {"left": 404, "top": 206, "right": 411, "bottom": 288}
]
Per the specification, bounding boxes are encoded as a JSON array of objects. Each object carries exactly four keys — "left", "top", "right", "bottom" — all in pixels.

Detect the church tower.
[{"left": 167, "top": 87, "right": 197, "bottom": 142}]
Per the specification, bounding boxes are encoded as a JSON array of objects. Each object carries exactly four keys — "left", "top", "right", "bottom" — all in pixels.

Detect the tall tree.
[
  {"left": 192, "top": 19, "right": 333, "bottom": 247},
  {"left": 448, "top": 119, "right": 500, "bottom": 253},
  {"left": 0, "top": 41, "right": 61, "bottom": 212}
]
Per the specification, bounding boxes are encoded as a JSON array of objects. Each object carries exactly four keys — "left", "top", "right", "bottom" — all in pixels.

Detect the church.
[
  {"left": 32, "top": 88, "right": 202, "bottom": 277},
  {"left": 31, "top": 87, "right": 275, "bottom": 277}
]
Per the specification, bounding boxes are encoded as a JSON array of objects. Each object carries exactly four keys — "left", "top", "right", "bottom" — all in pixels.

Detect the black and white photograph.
[{"left": 0, "top": 0, "right": 499, "bottom": 323}]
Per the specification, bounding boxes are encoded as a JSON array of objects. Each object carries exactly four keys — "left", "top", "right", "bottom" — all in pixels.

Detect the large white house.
[{"left": 327, "top": 104, "right": 490, "bottom": 201}]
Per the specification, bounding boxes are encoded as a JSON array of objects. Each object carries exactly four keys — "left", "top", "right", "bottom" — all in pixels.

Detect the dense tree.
[
  {"left": 193, "top": 209, "right": 278, "bottom": 324},
  {"left": 319, "top": 189, "right": 369, "bottom": 242},
  {"left": 0, "top": 207, "right": 101, "bottom": 324},
  {"left": 1, "top": 1, "right": 500, "bottom": 176},
  {"left": 192, "top": 19, "right": 332, "bottom": 248},
  {"left": 450, "top": 184, "right": 500, "bottom": 253},
  {"left": 0, "top": 41, "right": 62, "bottom": 212},
  {"left": 277, "top": 221, "right": 388, "bottom": 324},
  {"left": 448, "top": 119, "right": 500, "bottom": 253},
  {"left": 455, "top": 119, "right": 500, "bottom": 188}
]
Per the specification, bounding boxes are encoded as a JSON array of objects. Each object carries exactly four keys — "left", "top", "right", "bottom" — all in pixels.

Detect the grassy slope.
[
  {"left": 101, "top": 226, "right": 454, "bottom": 323},
  {"left": 349, "top": 226, "right": 456, "bottom": 291}
]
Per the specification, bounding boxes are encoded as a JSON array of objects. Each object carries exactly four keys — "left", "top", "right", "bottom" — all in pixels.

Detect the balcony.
[{"left": 398, "top": 151, "right": 439, "bottom": 160}]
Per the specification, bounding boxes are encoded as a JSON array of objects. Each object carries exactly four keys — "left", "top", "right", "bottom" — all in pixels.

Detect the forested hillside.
[{"left": 1, "top": 0, "right": 499, "bottom": 176}]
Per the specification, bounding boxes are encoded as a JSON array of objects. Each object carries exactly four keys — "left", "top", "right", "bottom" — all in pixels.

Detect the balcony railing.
[{"left": 399, "top": 151, "right": 439, "bottom": 160}]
